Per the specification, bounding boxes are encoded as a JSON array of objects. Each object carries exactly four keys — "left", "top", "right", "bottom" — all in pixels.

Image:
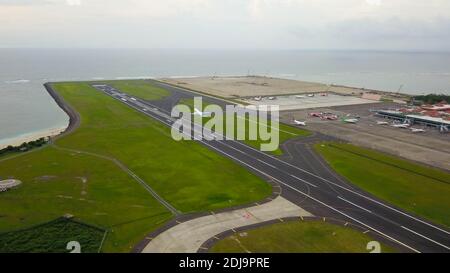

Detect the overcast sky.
[{"left": 1, "top": 0, "right": 449, "bottom": 50}]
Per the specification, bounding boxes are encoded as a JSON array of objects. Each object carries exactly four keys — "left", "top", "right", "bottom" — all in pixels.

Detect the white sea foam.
[
  {"left": 4, "top": 79, "right": 30, "bottom": 84},
  {"left": 114, "top": 76, "right": 150, "bottom": 80},
  {"left": 168, "top": 75, "right": 200, "bottom": 79},
  {"left": 278, "top": 73, "right": 296, "bottom": 78}
]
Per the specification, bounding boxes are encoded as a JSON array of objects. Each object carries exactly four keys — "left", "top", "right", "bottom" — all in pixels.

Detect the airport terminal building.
[{"left": 376, "top": 110, "right": 450, "bottom": 132}]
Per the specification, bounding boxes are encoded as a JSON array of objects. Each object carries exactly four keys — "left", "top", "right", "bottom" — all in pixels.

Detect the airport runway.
[{"left": 92, "top": 81, "right": 450, "bottom": 253}]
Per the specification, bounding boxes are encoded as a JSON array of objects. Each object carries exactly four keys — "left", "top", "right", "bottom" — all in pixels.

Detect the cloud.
[
  {"left": 0, "top": 0, "right": 48, "bottom": 4},
  {"left": 66, "top": 0, "right": 81, "bottom": 6},
  {"left": 0, "top": 0, "right": 449, "bottom": 50},
  {"left": 0, "top": 0, "right": 78, "bottom": 5},
  {"left": 366, "top": 0, "right": 382, "bottom": 6}
]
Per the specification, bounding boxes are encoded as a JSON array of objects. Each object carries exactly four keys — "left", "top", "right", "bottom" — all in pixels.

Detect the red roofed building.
[{"left": 421, "top": 104, "right": 450, "bottom": 111}]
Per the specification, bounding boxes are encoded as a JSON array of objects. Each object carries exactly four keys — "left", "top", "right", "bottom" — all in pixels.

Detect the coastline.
[
  {"left": 43, "top": 82, "right": 80, "bottom": 139},
  {"left": 0, "top": 83, "right": 78, "bottom": 150},
  {"left": 0, "top": 127, "right": 66, "bottom": 150}
]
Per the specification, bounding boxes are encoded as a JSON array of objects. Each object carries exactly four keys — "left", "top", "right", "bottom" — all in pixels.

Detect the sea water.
[{"left": 1, "top": 49, "right": 449, "bottom": 145}]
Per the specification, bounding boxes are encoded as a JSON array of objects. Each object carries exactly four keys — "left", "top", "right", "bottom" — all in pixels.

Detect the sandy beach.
[{"left": 0, "top": 126, "right": 67, "bottom": 150}]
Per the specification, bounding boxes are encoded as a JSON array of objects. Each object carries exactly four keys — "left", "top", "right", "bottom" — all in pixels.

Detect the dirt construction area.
[
  {"left": 160, "top": 76, "right": 371, "bottom": 99},
  {"left": 242, "top": 93, "right": 378, "bottom": 111},
  {"left": 282, "top": 103, "right": 450, "bottom": 171}
]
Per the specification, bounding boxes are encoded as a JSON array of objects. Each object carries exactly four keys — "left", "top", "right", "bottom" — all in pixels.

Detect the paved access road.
[
  {"left": 92, "top": 81, "right": 450, "bottom": 253},
  {"left": 142, "top": 196, "right": 311, "bottom": 253}
]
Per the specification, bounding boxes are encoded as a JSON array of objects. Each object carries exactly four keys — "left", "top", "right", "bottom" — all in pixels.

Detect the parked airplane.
[
  {"left": 293, "top": 120, "right": 307, "bottom": 126},
  {"left": 376, "top": 121, "right": 389, "bottom": 125},
  {"left": 391, "top": 123, "right": 410, "bottom": 128},
  {"left": 410, "top": 128, "right": 426, "bottom": 133},
  {"left": 254, "top": 96, "right": 262, "bottom": 101},
  {"left": 319, "top": 113, "right": 338, "bottom": 120},
  {"left": 322, "top": 115, "right": 338, "bottom": 120},
  {"left": 295, "top": 95, "right": 306, "bottom": 99},
  {"left": 307, "top": 94, "right": 315, "bottom": 97},
  {"left": 267, "top": 97, "right": 276, "bottom": 100},
  {"left": 342, "top": 118, "right": 359, "bottom": 124},
  {"left": 193, "top": 108, "right": 212, "bottom": 117},
  {"left": 309, "top": 112, "right": 322, "bottom": 117}
]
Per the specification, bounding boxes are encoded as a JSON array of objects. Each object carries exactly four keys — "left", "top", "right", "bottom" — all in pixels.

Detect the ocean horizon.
[{"left": 1, "top": 48, "right": 449, "bottom": 146}]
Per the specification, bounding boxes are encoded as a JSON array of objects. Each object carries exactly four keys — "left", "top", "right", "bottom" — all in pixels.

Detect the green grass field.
[
  {"left": 0, "top": 146, "right": 172, "bottom": 252},
  {"left": 210, "top": 221, "right": 395, "bottom": 253},
  {"left": 177, "top": 98, "right": 310, "bottom": 155},
  {"left": 315, "top": 142, "right": 450, "bottom": 228},
  {"left": 0, "top": 218, "right": 105, "bottom": 253},
  {"left": 54, "top": 82, "right": 271, "bottom": 211},
  {"left": 104, "top": 80, "right": 170, "bottom": 101},
  {"left": 0, "top": 81, "right": 271, "bottom": 252}
]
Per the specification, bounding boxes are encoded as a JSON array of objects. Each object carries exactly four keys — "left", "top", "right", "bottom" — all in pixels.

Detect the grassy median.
[
  {"left": 0, "top": 146, "right": 172, "bottom": 252},
  {"left": 177, "top": 98, "right": 310, "bottom": 155},
  {"left": 315, "top": 142, "right": 450, "bottom": 228},
  {"left": 54, "top": 82, "right": 271, "bottom": 212},
  {"left": 104, "top": 80, "right": 170, "bottom": 101},
  {"left": 210, "top": 221, "right": 396, "bottom": 253}
]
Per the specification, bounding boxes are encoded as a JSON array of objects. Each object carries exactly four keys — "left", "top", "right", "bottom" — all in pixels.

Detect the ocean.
[{"left": 1, "top": 49, "right": 449, "bottom": 146}]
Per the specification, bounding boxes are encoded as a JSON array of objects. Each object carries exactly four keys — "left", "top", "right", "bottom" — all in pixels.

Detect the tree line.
[
  {"left": 412, "top": 94, "right": 449, "bottom": 105},
  {"left": 0, "top": 137, "right": 48, "bottom": 156}
]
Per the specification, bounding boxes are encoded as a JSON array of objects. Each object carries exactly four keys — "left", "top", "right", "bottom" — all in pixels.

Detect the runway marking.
[
  {"left": 289, "top": 174, "right": 318, "bottom": 188},
  {"left": 218, "top": 138, "right": 318, "bottom": 189},
  {"left": 257, "top": 159, "right": 277, "bottom": 169},
  {"left": 235, "top": 114, "right": 298, "bottom": 136},
  {"left": 229, "top": 139, "right": 450, "bottom": 236},
  {"left": 401, "top": 226, "right": 450, "bottom": 251},
  {"left": 279, "top": 180, "right": 420, "bottom": 253},
  {"left": 146, "top": 106, "right": 421, "bottom": 252},
  {"left": 197, "top": 139, "right": 421, "bottom": 253},
  {"left": 338, "top": 196, "right": 373, "bottom": 213}
]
